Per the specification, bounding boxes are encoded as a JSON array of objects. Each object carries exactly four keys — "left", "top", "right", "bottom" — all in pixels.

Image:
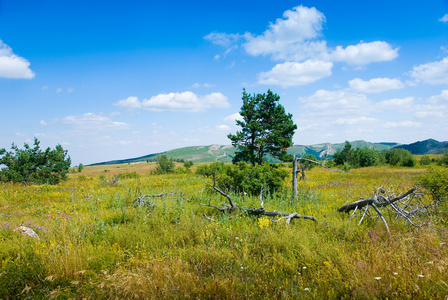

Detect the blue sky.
[{"left": 1, "top": 0, "right": 448, "bottom": 165}]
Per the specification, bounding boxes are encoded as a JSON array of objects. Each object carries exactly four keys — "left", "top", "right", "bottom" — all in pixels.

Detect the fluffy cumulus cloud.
[
  {"left": 334, "top": 116, "right": 377, "bottom": 125},
  {"left": 205, "top": 5, "right": 399, "bottom": 69},
  {"left": 301, "top": 89, "right": 371, "bottom": 116},
  {"left": 59, "top": 113, "right": 131, "bottom": 130},
  {"left": 224, "top": 112, "right": 243, "bottom": 124},
  {"left": 0, "top": 40, "right": 35, "bottom": 79},
  {"left": 243, "top": 5, "right": 327, "bottom": 61},
  {"left": 115, "top": 96, "right": 142, "bottom": 109},
  {"left": 410, "top": 57, "right": 448, "bottom": 85},
  {"left": 428, "top": 89, "right": 448, "bottom": 104},
  {"left": 329, "top": 41, "right": 399, "bottom": 65},
  {"left": 376, "top": 97, "right": 414, "bottom": 111},
  {"left": 349, "top": 77, "right": 404, "bottom": 93},
  {"left": 258, "top": 60, "right": 332, "bottom": 87},
  {"left": 115, "top": 92, "right": 229, "bottom": 112},
  {"left": 440, "top": 14, "right": 448, "bottom": 23}
]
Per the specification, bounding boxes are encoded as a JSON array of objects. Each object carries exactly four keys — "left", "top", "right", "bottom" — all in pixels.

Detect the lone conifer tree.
[{"left": 228, "top": 89, "right": 297, "bottom": 165}]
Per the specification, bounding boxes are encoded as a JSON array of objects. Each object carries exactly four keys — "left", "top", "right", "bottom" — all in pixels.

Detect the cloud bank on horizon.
[{"left": 0, "top": 1, "right": 447, "bottom": 165}]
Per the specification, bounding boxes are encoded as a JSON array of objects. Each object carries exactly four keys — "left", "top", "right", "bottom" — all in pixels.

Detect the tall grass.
[{"left": 0, "top": 166, "right": 446, "bottom": 299}]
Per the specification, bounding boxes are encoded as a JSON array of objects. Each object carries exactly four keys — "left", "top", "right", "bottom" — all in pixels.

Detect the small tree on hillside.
[
  {"left": 0, "top": 138, "right": 71, "bottom": 184},
  {"left": 153, "top": 154, "right": 175, "bottom": 174},
  {"left": 228, "top": 89, "right": 297, "bottom": 165}
]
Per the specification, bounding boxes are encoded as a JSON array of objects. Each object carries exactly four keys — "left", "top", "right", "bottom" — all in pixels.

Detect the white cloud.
[
  {"left": 301, "top": 89, "right": 371, "bottom": 116},
  {"left": 205, "top": 5, "right": 399, "bottom": 69},
  {"left": 115, "top": 96, "right": 142, "bottom": 109},
  {"left": 0, "top": 40, "right": 35, "bottom": 79},
  {"left": 440, "top": 14, "right": 448, "bottom": 23},
  {"left": 334, "top": 116, "right": 377, "bottom": 125},
  {"left": 59, "top": 113, "right": 131, "bottom": 130},
  {"left": 349, "top": 77, "right": 404, "bottom": 93},
  {"left": 383, "top": 121, "right": 422, "bottom": 128},
  {"left": 410, "top": 57, "right": 448, "bottom": 85},
  {"left": 243, "top": 5, "right": 327, "bottom": 61},
  {"left": 115, "top": 92, "right": 229, "bottom": 112},
  {"left": 216, "top": 124, "right": 230, "bottom": 131},
  {"left": 224, "top": 113, "right": 243, "bottom": 124},
  {"left": 146, "top": 91, "right": 226, "bottom": 112},
  {"left": 330, "top": 41, "right": 399, "bottom": 65},
  {"left": 192, "top": 82, "right": 215, "bottom": 88},
  {"left": 428, "top": 90, "right": 448, "bottom": 104},
  {"left": 377, "top": 97, "right": 414, "bottom": 110},
  {"left": 204, "top": 32, "right": 244, "bottom": 48},
  {"left": 258, "top": 60, "right": 332, "bottom": 87}
]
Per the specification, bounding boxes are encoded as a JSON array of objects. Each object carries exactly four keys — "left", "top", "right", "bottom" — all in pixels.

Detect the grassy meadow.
[{"left": 0, "top": 162, "right": 447, "bottom": 299}]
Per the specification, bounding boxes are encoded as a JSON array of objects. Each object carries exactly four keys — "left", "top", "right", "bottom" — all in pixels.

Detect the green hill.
[
  {"left": 394, "top": 139, "right": 448, "bottom": 154},
  {"left": 91, "top": 140, "right": 405, "bottom": 165}
]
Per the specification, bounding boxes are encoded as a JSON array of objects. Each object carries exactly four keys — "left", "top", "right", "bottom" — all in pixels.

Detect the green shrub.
[
  {"left": 419, "top": 166, "right": 448, "bottom": 202},
  {"left": 383, "top": 148, "right": 415, "bottom": 166},
  {"left": 419, "top": 155, "right": 432, "bottom": 165},
  {"left": 354, "top": 148, "right": 379, "bottom": 167},
  {"left": 0, "top": 138, "right": 71, "bottom": 184},
  {"left": 438, "top": 151, "right": 448, "bottom": 166},
  {"left": 197, "top": 162, "right": 288, "bottom": 195},
  {"left": 153, "top": 154, "right": 175, "bottom": 174}
]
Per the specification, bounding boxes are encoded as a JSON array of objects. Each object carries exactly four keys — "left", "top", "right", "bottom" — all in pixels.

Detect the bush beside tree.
[{"left": 196, "top": 162, "right": 288, "bottom": 195}]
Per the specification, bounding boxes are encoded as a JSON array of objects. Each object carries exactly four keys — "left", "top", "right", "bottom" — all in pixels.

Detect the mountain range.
[{"left": 91, "top": 139, "right": 447, "bottom": 165}]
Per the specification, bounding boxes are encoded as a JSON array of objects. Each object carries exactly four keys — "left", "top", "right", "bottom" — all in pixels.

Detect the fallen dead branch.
[
  {"left": 133, "top": 192, "right": 174, "bottom": 209},
  {"left": 338, "top": 185, "right": 434, "bottom": 234},
  {"left": 201, "top": 184, "right": 317, "bottom": 224}
]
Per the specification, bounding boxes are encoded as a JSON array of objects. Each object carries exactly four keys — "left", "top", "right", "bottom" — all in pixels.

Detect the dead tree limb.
[
  {"left": 201, "top": 182, "right": 317, "bottom": 224},
  {"left": 297, "top": 158, "right": 348, "bottom": 173},
  {"left": 133, "top": 192, "right": 174, "bottom": 209},
  {"left": 338, "top": 187, "right": 418, "bottom": 212},
  {"left": 338, "top": 186, "right": 433, "bottom": 232}
]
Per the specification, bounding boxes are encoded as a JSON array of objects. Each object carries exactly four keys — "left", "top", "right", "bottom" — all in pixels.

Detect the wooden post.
[{"left": 292, "top": 156, "right": 298, "bottom": 204}]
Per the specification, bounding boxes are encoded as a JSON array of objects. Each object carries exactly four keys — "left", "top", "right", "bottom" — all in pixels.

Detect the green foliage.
[
  {"left": 115, "top": 172, "right": 140, "bottom": 179},
  {"left": 195, "top": 162, "right": 226, "bottom": 177},
  {"left": 183, "top": 161, "right": 194, "bottom": 169},
  {"left": 333, "top": 142, "right": 379, "bottom": 168},
  {"left": 354, "top": 147, "right": 379, "bottom": 167},
  {"left": 419, "top": 155, "right": 432, "bottom": 166},
  {"left": 77, "top": 163, "right": 84, "bottom": 173},
  {"left": 228, "top": 89, "right": 297, "bottom": 165},
  {"left": 153, "top": 154, "right": 175, "bottom": 174},
  {"left": 438, "top": 150, "right": 448, "bottom": 166},
  {"left": 333, "top": 142, "right": 415, "bottom": 168},
  {"left": 196, "top": 162, "right": 288, "bottom": 195},
  {"left": 383, "top": 148, "right": 415, "bottom": 166},
  {"left": 0, "top": 138, "right": 71, "bottom": 184},
  {"left": 300, "top": 154, "right": 318, "bottom": 169},
  {"left": 419, "top": 166, "right": 448, "bottom": 202},
  {"left": 333, "top": 141, "right": 355, "bottom": 166}
]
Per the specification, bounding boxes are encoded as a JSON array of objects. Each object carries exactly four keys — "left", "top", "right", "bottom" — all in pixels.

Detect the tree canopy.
[
  {"left": 228, "top": 89, "right": 297, "bottom": 165},
  {"left": 0, "top": 138, "right": 71, "bottom": 184}
]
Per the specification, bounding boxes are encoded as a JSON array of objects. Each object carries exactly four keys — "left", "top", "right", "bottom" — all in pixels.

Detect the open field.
[{"left": 1, "top": 164, "right": 447, "bottom": 299}]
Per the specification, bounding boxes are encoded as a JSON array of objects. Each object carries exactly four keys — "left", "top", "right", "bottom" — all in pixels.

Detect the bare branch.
[
  {"left": 297, "top": 157, "right": 348, "bottom": 173},
  {"left": 203, "top": 181, "right": 235, "bottom": 209}
]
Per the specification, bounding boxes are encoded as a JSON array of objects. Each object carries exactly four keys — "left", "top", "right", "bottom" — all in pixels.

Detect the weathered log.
[{"left": 338, "top": 187, "right": 418, "bottom": 212}]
